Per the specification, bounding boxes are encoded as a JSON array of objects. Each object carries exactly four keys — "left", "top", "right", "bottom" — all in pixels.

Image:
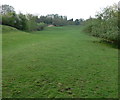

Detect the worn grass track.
[{"left": 2, "top": 25, "right": 118, "bottom": 98}]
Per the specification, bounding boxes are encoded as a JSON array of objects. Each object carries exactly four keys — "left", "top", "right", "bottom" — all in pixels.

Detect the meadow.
[{"left": 2, "top": 25, "right": 118, "bottom": 98}]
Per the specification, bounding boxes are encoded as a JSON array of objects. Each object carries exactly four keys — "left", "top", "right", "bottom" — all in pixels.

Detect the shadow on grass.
[{"left": 92, "top": 40, "right": 119, "bottom": 49}]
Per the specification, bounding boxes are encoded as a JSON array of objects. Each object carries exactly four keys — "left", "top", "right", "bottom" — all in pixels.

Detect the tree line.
[
  {"left": 0, "top": 5, "right": 84, "bottom": 31},
  {"left": 83, "top": 4, "right": 119, "bottom": 46}
]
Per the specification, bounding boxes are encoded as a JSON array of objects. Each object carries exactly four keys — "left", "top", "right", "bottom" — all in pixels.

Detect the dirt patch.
[{"left": 48, "top": 25, "right": 55, "bottom": 27}]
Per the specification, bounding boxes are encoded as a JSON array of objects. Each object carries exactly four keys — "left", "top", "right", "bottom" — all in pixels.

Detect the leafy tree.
[
  {"left": 38, "top": 14, "right": 68, "bottom": 26},
  {"left": 75, "top": 19, "right": 80, "bottom": 25},
  {"left": 84, "top": 4, "right": 119, "bottom": 44},
  {"left": 0, "top": 5, "right": 15, "bottom": 15}
]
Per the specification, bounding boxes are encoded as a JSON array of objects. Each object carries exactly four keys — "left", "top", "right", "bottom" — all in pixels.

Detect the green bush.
[
  {"left": 36, "top": 22, "right": 46, "bottom": 31},
  {"left": 1, "top": 5, "right": 47, "bottom": 32},
  {"left": 83, "top": 4, "right": 119, "bottom": 44}
]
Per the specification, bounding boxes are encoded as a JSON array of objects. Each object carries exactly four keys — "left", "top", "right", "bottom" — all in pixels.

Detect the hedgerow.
[{"left": 84, "top": 4, "right": 119, "bottom": 45}]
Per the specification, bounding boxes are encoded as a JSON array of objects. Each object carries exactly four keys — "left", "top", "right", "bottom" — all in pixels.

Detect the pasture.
[{"left": 2, "top": 25, "right": 118, "bottom": 98}]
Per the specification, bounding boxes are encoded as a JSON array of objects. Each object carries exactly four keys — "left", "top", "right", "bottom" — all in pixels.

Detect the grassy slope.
[
  {"left": 2, "top": 25, "right": 118, "bottom": 98},
  {"left": 1, "top": 25, "right": 18, "bottom": 33}
]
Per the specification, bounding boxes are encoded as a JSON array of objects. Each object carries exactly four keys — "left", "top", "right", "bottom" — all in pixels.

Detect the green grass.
[
  {"left": 2, "top": 25, "right": 118, "bottom": 98},
  {"left": 1, "top": 25, "right": 18, "bottom": 33}
]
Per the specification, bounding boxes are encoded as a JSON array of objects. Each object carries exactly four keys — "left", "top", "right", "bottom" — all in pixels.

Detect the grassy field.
[{"left": 2, "top": 25, "right": 118, "bottom": 98}]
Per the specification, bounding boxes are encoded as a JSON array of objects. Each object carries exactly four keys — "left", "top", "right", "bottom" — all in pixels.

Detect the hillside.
[{"left": 1, "top": 25, "right": 19, "bottom": 33}]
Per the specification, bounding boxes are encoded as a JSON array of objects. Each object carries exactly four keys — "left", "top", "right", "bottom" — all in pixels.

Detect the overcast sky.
[{"left": 1, "top": 0, "right": 119, "bottom": 20}]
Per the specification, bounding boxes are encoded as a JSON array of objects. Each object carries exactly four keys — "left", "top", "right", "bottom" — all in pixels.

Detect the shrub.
[
  {"left": 83, "top": 4, "right": 119, "bottom": 44},
  {"left": 36, "top": 22, "right": 46, "bottom": 31}
]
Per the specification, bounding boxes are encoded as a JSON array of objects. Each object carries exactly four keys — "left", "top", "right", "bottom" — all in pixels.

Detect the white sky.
[{"left": 1, "top": 0, "right": 119, "bottom": 20}]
